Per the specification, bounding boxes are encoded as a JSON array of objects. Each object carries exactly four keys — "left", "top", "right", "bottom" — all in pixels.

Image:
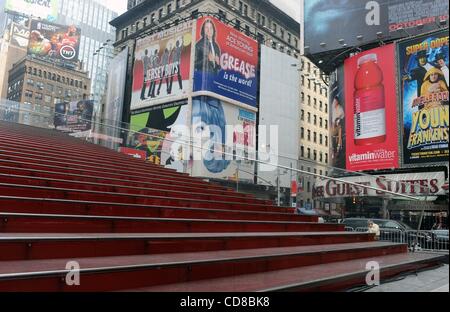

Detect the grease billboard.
[
  {"left": 193, "top": 16, "right": 258, "bottom": 107},
  {"left": 399, "top": 30, "right": 449, "bottom": 165},
  {"left": 131, "top": 21, "right": 193, "bottom": 111},
  {"left": 344, "top": 44, "right": 399, "bottom": 171}
]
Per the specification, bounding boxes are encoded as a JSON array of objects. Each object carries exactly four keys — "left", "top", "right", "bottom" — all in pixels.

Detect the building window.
[
  {"left": 307, "top": 112, "right": 311, "bottom": 123},
  {"left": 325, "top": 136, "right": 328, "bottom": 146},
  {"left": 301, "top": 109, "right": 304, "bottom": 120},
  {"left": 300, "top": 146, "right": 304, "bottom": 157},
  {"left": 314, "top": 115, "right": 317, "bottom": 125},
  {"left": 300, "top": 127, "right": 304, "bottom": 139},
  {"left": 313, "top": 132, "right": 317, "bottom": 143},
  {"left": 307, "top": 130, "right": 311, "bottom": 141},
  {"left": 307, "top": 148, "right": 311, "bottom": 159},
  {"left": 320, "top": 134, "right": 323, "bottom": 145},
  {"left": 325, "top": 120, "right": 328, "bottom": 129}
]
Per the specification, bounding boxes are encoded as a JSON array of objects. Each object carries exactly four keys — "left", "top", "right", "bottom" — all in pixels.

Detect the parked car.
[
  {"left": 431, "top": 229, "right": 449, "bottom": 243},
  {"left": 342, "top": 218, "right": 435, "bottom": 248}
]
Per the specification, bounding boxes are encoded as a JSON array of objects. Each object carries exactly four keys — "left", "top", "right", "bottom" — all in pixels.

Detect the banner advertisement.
[
  {"left": 54, "top": 100, "right": 94, "bottom": 133},
  {"left": 28, "top": 20, "right": 81, "bottom": 66},
  {"left": 9, "top": 22, "right": 30, "bottom": 48},
  {"left": 329, "top": 65, "right": 346, "bottom": 169},
  {"left": 5, "top": 0, "right": 59, "bottom": 22},
  {"left": 193, "top": 16, "right": 258, "bottom": 107},
  {"left": 105, "top": 46, "right": 128, "bottom": 126},
  {"left": 398, "top": 30, "right": 449, "bottom": 165},
  {"left": 313, "top": 171, "right": 447, "bottom": 199},
  {"left": 130, "top": 101, "right": 190, "bottom": 172},
  {"left": 304, "top": 0, "right": 449, "bottom": 56},
  {"left": 131, "top": 21, "right": 193, "bottom": 111},
  {"left": 191, "top": 96, "right": 256, "bottom": 180},
  {"left": 344, "top": 44, "right": 399, "bottom": 171}
]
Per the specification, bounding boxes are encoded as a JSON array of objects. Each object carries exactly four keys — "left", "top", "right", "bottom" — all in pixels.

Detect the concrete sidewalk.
[{"left": 366, "top": 264, "right": 449, "bottom": 292}]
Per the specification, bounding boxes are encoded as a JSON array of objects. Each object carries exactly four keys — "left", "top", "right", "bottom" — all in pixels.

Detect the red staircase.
[{"left": 0, "top": 121, "right": 444, "bottom": 292}]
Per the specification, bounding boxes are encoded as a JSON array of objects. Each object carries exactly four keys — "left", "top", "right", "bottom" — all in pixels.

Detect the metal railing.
[{"left": 345, "top": 226, "right": 449, "bottom": 252}]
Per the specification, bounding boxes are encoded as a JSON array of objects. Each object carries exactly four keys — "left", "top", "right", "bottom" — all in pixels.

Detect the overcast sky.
[{"left": 104, "top": 0, "right": 300, "bottom": 21}]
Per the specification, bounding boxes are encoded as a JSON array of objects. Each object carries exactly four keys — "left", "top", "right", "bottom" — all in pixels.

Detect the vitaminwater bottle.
[{"left": 354, "top": 53, "right": 386, "bottom": 146}]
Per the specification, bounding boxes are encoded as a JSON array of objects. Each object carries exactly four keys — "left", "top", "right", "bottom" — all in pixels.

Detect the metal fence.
[{"left": 345, "top": 227, "right": 449, "bottom": 252}]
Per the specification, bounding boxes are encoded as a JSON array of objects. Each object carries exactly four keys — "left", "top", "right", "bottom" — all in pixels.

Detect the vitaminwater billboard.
[
  {"left": 344, "top": 44, "right": 399, "bottom": 171},
  {"left": 193, "top": 16, "right": 258, "bottom": 107},
  {"left": 398, "top": 30, "right": 449, "bottom": 165}
]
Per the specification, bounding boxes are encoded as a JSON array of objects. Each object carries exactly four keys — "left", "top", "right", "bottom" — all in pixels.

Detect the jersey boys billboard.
[
  {"left": 344, "top": 44, "right": 399, "bottom": 171},
  {"left": 193, "top": 17, "right": 258, "bottom": 107},
  {"left": 131, "top": 21, "right": 193, "bottom": 111},
  {"left": 399, "top": 30, "right": 449, "bottom": 165}
]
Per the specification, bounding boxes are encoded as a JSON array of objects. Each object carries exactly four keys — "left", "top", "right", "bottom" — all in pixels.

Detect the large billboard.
[
  {"left": 304, "top": 0, "right": 449, "bottom": 56},
  {"left": 129, "top": 101, "right": 190, "bottom": 172},
  {"left": 344, "top": 44, "right": 399, "bottom": 171},
  {"left": 131, "top": 21, "right": 193, "bottom": 111},
  {"left": 28, "top": 20, "right": 80, "bottom": 66},
  {"left": 105, "top": 46, "right": 128, "bottom": 126},
  {"left": 193, "top": 16, "right": 258, "bottom": 108},
  {"left": 54, "top": 100, "right": 94, "bottom": 133},
  {"left": 329, "top": 65, "right": 346, "bottom": 170},
  {"left": 8, "top": 22, "right": 30, "bottom": 48},
  {"left": 398, "top": 30, "right": 449, "bottom": 165},
  {"left": 5, "top": 0, "right": 59, "bottom": 22},
  {"left": 191, "top": 96, "right": 256, "bottom": 180}
]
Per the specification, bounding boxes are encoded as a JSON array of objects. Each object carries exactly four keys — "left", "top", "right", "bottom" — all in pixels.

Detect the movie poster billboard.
[
  {"left": 329, "top": 65, "right": 346, "bottom": 170},
  {"left": 54, "top": 100, "right": 94, "bottom": 133},
  {"left": 304, "top": 0, "right": 449, "bottom": 56},
  {"left": 193, "top": 16, "right": 258, "bottom": 107},
  {"left": 344, "top": 44, "right": 399, "bottom": 171},
  {"left": 129, "top": 101, "right": 190, "bottom": 172},
  {"left": 28, "top": 20, "right": 81, "bottom": 65},
  {"left": 105, "top": 46, "right": 128, "bottom": 126},
  {"left": 5, "top": 0, "right": 59, "bottom": 22},
  {"left": 131, "top": 21, "right": 193, "bottom": 111},
  {"left": 191, "top": 96, "right": 256, "bottom": 180},
  {"left": 399, "top": 30, "right": 449, "bottom": 165}
]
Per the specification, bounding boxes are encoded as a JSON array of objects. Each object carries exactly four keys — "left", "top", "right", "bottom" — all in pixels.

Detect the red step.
[
  {"left": 0, "top": 213, "right": 344, "bottom": 233},
  {"left": 0, "top": 232, "right": 374, "bottom": 261},
  {"left": 0, "top": 165, "right": 256, "bottom": 200},
  {"left": 0, "top": 174, "right": 270, "bottom": 205},
  {"left": 124, "top": 252, "right": 445, "bottom": 292},
  {"left": 0, "top": 184, "right": 290, "bottom": 213},
  {"left": 0, "top": 196, "right": 313, "bottom": 222},
  {"left": 0, "top": 242, "right": 406, "bottom": 292}
]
